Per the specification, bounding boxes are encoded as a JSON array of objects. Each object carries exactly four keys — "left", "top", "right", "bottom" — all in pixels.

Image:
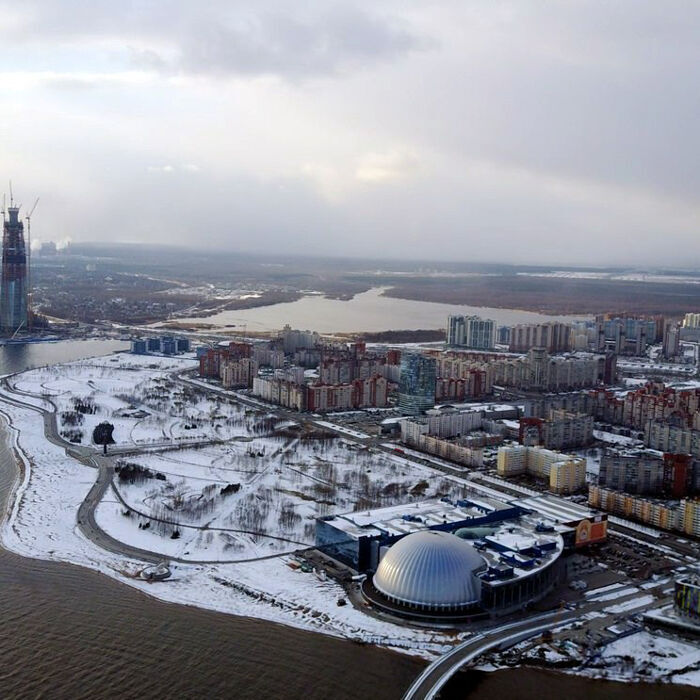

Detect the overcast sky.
[{"left": 0, "top": 1, "right": 698, "bottom": 266}]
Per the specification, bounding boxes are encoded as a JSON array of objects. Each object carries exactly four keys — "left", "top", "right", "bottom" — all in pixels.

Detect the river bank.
[
  {"left": 0, "top": 351, "right": 459, "bottom": 657},
  {"left": 0, "top": 341, "right": 426, "bottom": 698},
  {"left": 0, "top": 340, "right": 696, "bottom": 698}
]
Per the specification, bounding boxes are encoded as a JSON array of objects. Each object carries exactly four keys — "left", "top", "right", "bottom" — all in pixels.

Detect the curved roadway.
[
  {"left": 0, "top": 375, "right": 308, "bottom": 566},
  {"left": 402, "top": 610, "right": 576, "bottom": 700}
]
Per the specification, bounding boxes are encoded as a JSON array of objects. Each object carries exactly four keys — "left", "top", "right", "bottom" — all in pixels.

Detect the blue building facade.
[{"left": 397, "top": 353, "right": 436, "bottom": 415}]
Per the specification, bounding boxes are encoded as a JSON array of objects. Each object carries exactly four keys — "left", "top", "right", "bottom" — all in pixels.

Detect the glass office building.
[{"left": 397, "top": 353, "right": 436, "bottom": 415}]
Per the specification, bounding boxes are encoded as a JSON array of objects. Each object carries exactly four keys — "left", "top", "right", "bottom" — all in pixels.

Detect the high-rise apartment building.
[
  {"left": 280, "top": 325, "right": 320, "bottom": 353},
  {"left": 497, "top": 325, "right": 511, "bottom": 345},
  {"left": 662, "top": 322, "right": 681, "bottom": 359},
  {"left": 446, "top": 315, "right": 466, "bottom": 346},
  {"left": 681, "top": 500, "right": 700, "bottom": 537},
  {"left": 596, "top": 316, "right": 660, "bottom": 355},
  {"left": 588, "top": 486, "right": 685, "bottom": 532},
  {"left": 683, "top": 313, "right": 700, "bottom": 329},
  {"left": 509, "top": 322, "right": 572, "bottom": 354},
  {"left": 446, "top": 315, "right": 496, "bottom": 350},
  {"left": 493, "top": 348, "right": 607, "bottom": 392},
  {"left": 598, "top": 451, "right": 695, "bottom": 498},
  {"left": 221, "top": 358, "right": 258, "bottom": 389},
  {"left": 497, "top": 445, "right": 586, "bottom": 494},
  {"left": 518, "top": 411, "right": 593, "bottom": 450}
]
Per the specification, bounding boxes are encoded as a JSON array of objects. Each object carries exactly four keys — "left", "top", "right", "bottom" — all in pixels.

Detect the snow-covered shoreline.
[
  {"left": 476, "top": 629, "right": 700, "bottom": 687},
  {"left": 0, "top": 355, "right": 460, "bottom": 658},
  {"left": 0, "top": 352, "right": 697, "bottom": 687}
]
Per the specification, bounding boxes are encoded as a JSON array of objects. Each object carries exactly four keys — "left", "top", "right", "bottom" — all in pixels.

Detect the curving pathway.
[{"left": 0, "top": 374, "right": 309, "bottom": 565}]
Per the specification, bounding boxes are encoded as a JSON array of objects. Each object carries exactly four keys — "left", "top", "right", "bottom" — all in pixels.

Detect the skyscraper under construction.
[{"left": 1, "top": 203, "right": 28, "bottom": 334}]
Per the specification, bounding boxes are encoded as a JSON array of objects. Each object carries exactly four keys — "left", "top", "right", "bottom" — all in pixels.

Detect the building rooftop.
[
  {"left": 374, "top": 530, "right": 484, "bottom": 608},
  {"left": 512, "top": 494, "right": 602, "bottom": 524},
  {"left": 323, "top": 496, "right": 516, "bottom": 539},
  {"left": 322, "top": 496, "right": 566, "bottom": 586},
  {"left": 428, "top": 403, "right": 519, "bottom": 413},
  {"left": 475, "top": 516, "right": 564, "bottom": 586}
]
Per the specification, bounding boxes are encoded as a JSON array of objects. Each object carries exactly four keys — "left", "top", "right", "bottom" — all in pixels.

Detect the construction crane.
[{"left": 25, "top": 197, "right": 39, "bottom": 329}]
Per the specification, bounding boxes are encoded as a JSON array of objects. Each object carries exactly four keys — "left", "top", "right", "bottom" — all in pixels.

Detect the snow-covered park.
[
  {"left": 1, "top": 351, "right": 699, "bottom": 679},
  {"left": 98, "top": 432, "right": 463, "bottom": 561},
  {"left": 5, "top": 353, "right": 241, "bottom": 446},
  {"left": 0, "top": 353, "right": 469, "bottom": 655}
]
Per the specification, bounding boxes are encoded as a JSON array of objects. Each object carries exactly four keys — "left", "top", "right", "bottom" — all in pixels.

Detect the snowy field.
[
  {"left": 2, "top": 352, "right": 698, "bottom": 672},
  {"left": 0, "top": 397, "right": 453, "bottom": 654},
  {"left": 4, "top": 353, "right": 259, "bottom": 447},
  {"left": 0, "top": 400, "right": 99, "bottom": 561},
  {"left": 0, "top": 353, "right": 472, "bottom": 656},
  {"left": 478, "top": 626, "right": 700, "bottom": 688},
  {"left": 98, "top": 434, "right": 466, "bottom": 561}
]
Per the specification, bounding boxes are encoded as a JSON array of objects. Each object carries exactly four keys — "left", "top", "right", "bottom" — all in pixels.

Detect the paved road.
[
  {"left": 403, "top": 610, "right": 574, "bottom": 700},
  {"left": 0, "top": 376, "right": 301, "bottom": 565},
  {"left": 402, "top": 583, "right": 672, "bottom": 700}
]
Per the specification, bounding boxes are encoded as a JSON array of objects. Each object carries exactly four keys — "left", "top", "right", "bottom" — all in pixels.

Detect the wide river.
[
  {"left": 176, "top": 287, "right": 589, "bottom": 334},
  {"left": 0, "top": 340, "right": 692, "bottom": 698}
]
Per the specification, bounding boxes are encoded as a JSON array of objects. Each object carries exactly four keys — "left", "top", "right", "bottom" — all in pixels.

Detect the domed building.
[
  {"left": 319, "top": 497, "right": 571, "bottom": 620},
  {"left": 367, "top": 530, "right": 486, "bottom": 616}
]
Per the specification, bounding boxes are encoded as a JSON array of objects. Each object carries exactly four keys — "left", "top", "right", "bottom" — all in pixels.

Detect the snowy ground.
[
  {"left": 571, "top": 446, "right": 603, "bottom": 481},
  {"left": 0, "top": 354, "right": 472, "bottom": 656},
  {"left": 0, "top": 400, "right": 99, "bottom": 561},
  {"left": 97, "top": 434, "right": 463, "bottom": 561},
  {"left": 477, "top": 628, "right": 700, "bottom": 688},
  {"left": 585, "top": 630, "right": 700, "bottom": 686},
  {"left": 2, "top": 352, "right": 698, "bottom": 671},
  {"left": 592, "top": 430, "right": 643, "bottom": 447},
  {"left": 4, "top": 353, "right": 245, "bottom": 448}
]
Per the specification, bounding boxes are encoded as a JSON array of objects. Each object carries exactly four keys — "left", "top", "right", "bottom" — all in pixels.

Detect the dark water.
[
  {"left": 0, "top": 341, "right": 695, "bottom": 699},
  {"left": 445, "top": 668, "right": 698, "bottom": 699},
  {"left": 0, "top": 338, "right": 128, "bottom": 375}
]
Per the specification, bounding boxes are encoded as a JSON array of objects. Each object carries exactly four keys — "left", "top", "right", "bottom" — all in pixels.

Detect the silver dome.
[{"left": 374, "top": 530, "right": 484, "bottom": 610}]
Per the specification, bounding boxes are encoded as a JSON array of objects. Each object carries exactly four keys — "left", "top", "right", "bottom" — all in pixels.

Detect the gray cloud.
[
  {"left": 174, "top": 7, "right": 429, "bottom": 78},
  {"left": 0, "top": 1, "right": 429, "bottom": 79},
  {"left": 0, "top": 1, "right": 699, "bottom": 266}
]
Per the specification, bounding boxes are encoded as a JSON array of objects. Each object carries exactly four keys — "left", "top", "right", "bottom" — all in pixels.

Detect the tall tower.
[
  {"left": 397, "top": 353, "right": 436, "bottom": 415},
  {"left": 1, "top": 203, "right": 28, "bottom": 334}
]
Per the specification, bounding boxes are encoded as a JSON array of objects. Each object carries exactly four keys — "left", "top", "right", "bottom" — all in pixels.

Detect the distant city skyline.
[{"left": 0, "top": 2, "right": 698, "bottom": 265}]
